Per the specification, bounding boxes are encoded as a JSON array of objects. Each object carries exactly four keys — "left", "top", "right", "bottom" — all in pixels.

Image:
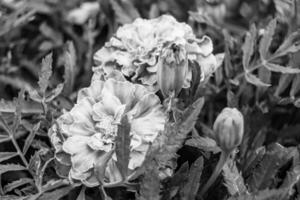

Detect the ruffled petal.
[{"left": 63, "top": 135, "right": 100, "bottom": 173}]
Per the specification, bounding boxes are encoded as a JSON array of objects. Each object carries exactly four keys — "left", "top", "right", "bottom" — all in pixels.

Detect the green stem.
[{"left": 198, "top": 151, "right": 230, "bottom": 197}]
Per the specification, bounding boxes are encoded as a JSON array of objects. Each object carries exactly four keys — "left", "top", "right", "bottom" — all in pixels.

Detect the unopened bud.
[
  {"left": 213, "top": 108, "right": 244, "bottom": 152},
  {"left": 157, "top": 43, "right": 188, "bottom": 98}
]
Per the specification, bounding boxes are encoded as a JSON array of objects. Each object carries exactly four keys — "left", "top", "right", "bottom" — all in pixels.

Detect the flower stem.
[{"left": 198, "top": 151, "right": 230, "bottom": 197}]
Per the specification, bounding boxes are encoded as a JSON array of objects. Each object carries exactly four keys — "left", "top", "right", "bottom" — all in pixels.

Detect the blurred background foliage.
[{"left": 1, "top": 0, "right": 300, "bottom": 199}]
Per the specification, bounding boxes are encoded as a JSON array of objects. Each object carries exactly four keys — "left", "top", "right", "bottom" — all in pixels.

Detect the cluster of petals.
[
  {"left": 49, "top": 71, "right": 166, "bottom": 186},
  {"left": 93, "top": 15, "right": 218, "bottom": 92}
]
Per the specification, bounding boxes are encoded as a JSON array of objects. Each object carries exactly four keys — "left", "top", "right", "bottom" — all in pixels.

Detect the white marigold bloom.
[
  {"left": 93, "top": 15, "right": 219, "bottom": 92},
  {"left": 49, "top": 71, "right": 166, "bottom": 186}
]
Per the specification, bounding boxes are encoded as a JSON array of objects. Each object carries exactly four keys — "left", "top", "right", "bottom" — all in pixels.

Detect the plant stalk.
[{"left": 198, "top": 151, "right": 230, "bottom": 197}]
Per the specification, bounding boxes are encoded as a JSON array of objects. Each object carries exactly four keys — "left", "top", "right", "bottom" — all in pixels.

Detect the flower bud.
[
  {"left": 157, "top": 43, "right": 188, "bottom": 98},
  {"left": 213, "top": 108, "right": 244, "bottom": 152}
]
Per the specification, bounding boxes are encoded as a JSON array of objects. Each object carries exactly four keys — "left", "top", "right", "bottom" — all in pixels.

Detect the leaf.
[
  {"left": 115, "top": 115, "right": 131, "bottom": 179},
  {"left": 63, "top": 41, "right": 77, "bottom": 96},
  {"left": 0, "top": 152, "right": 18, "bottom": 163},
  {"left": 242, "top": 24, "right": 256, "bottom": 70},
  {"left": 275, "top": 74, "right": 294, "bottom": 96},
  {"left": 23, "top": 122, "right": 41, "bottom": 154},
  {"left": 245, "top": 73, "right": 271, "bottom": 87},
  {"left": 151, "top": 98, "right": 205, "bottom": 173},
  {"left": 228, "top": 188, "right": 288, "bottom": 200},
  {"left": 13, "top": 89, "right": 24, "bottom": 133},
  {"left": 45, "top": 83, "right": 64, "bottom": 102},
  {"left": 41, "top": 179, "right": 70, "bottom": 193},
  {"left": 38, "top": 53, "right": 53, "bottom": 95},
  {"left": 247, "top": 143, "right": 294, "bottom": 191},
  {"left": 138, "top": 160, "right": 161, "bottom": 200},
  {"left": 0, "top": 134, "right": 10, "bottom": 143},
  {"left": 3, "top": 178, "right": 33, "bottom": 193},
  {"left": 180, "top": 157, "right": 204, "bottom": 200},
  {"left": 185, "top": 135, "right": 220, "bottom": 153},
  {"left": 110, "top": 0, "right": 140, "bottom": 24},
  {"left": 94, "top": 150, "right": 114, "bottom": 184},
  {"left": 76, "top": 186, "right": 86, "bottom": 200},
  {"left": 0, "top": 164, "right": 26, "bottom": 175},
  {"left": 259, "top": 19, "right": 277, "bottom": 60},
  {"left": 37, "top": 186, "right": 73, "bottom": 200},
  {"left": 263, "top": 62, "right": 300, "bottom": 74},
  {"left": 223, "top": 160, "right": 247, "bottom": 196},
  {"left": 0, "top": 99, "right": 43, "bottom": 114},
  {"left": 275, "top": 31, "right": 300, "bottom": 56},
  {"left": 290, "top": 74, "right": 300, "bottom": 97},
  {"left": 162, "top": 162, "right": 189, "bottom": 199},
  {"left": 0, "top": 195, "right": 27, "bottom": 200}
]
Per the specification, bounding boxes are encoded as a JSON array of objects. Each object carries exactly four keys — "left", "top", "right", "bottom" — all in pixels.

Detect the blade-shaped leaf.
[
  {"left": 245, "top": 73, "right": 271, "bottom": 87},
  {"left": 110, "top": 0, "right": 140, "bottom": 24},
  {"left": 115, "top": 115, "right": 131, "bottom": 179},
  {"left": 290, "top": 74, "right": 300, "bottom": 97},
  {"left": 45, "top": 83, "right": 64, "bottom": 102},
  {"left": 180, "top": 157, "right": 204, "bottom": 200},
  {"left": 0, "top": 164, "right": 26, "bottom": 175},
  {"left": 259, "top": 18, "right": 277, "bottom": 59},
  {"left": 275, "top": 31, "right": 300, "bottom": 56},
  {"left": 0, "top": 98, "right": 43, "bottom": 114},
  {"left": 38, "top": 186, "right": 73, "bottom": 200},
  {"left": 63, "top": 41, "right": 77, "bottom": 96},
  {"left": 38, "top": 53, "right": 53, "bottom": 94},
  {"left": 0, "top": 152, "right": 18, "bottom": 163},
  {"left": 76, "top": 186, "right": 86, "bottom": 200},
  {"left": 94, "top": 150, "right": 114, "bottom": 184},
  {"left": 263, "top": 62, "right": 300, "bottom": 73},
  {"left": 242, "top": 24, "right": 256, "bottom": 70},
  {"left": 3, "top": 178, "right": 33, "bottom": 193},
  {"left": 23, "top": 122, "right": 40, "bottom": 154},
  {"left": 247, "top": 143, "right": 293, "bottom": 191},
  {"left": 275, "top": 74, "right": 294, "bottom": 96},
  {"left": 223, "top": 160, "right": 247, "bottom": 196}
]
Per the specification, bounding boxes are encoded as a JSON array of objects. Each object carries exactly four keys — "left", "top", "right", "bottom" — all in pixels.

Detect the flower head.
[
  {"left": 212, "top": 107, "right": 244, "bottom": 152},
  {"left": 49, "top": 71, "right": 166, "bottom": 186},
  {"left": 93, "top": 15, "right": 218, "bottom": 92}
]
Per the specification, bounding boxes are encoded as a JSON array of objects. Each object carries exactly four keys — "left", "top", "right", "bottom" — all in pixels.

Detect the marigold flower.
[
  {"left": 212, "top": 107, "right": 244, "bottom": 152},
  {"left": 93, "top": 15, "right": 218, "bottom": 92},
  {"left": 49, "top": 71, "right": 166, "bottom": 186}
]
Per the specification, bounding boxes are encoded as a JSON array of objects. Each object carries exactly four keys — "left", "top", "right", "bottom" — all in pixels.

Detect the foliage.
[{"left": 0, "top": 0, "right": 300, "bottom": 200}]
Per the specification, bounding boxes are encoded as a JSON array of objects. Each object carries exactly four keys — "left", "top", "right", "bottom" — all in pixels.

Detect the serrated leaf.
[
  {"left": 152, "top": 98, "right": 205, "bottom": 172},
  {"left": 115, "top": 115, "right": 131, "bottom": 179},
  {"left": 275, "top": 31, "right": 300, "bottom": 56},
  {"left": 0, "top": 164, "right": 26, "bottom": 174},
  {"left": 38, "top": 53, "right": 53, "bottom": 94},
  {"left": 247, "top": 143, "right": 294, "bottom": 191},
  {"left": 23, "top": 122, "right": 40, "bottom": 154},
  {"left": 245, "top": 73, "right": 271, "bottom": 87},
  {"left": 162, "top": 162, "right": 189, "bottom": 199},
  {"left": 242, "top": 24, "right": 256, "bottom": 70},
  {"left": 110, "top": 0, "right": 140, "bottom": 24},
  {"left": 0, "top": 152, "right": 18, "bottom": 162},
  {"left": 138, "top": 160, "right": 161, "bottom": 200},
  {"left": 3, "top": 178, "right": 33, "bottom": 193},
  {"left": 259, "top": 19, "right": 277, "bottom": 59},
  {"left": 223, "top": 160, "right": 247, "bottom": 196},
  {"left": 38, "top": 186, "right": 73, "bottom": 200},
  {"left": 180, "top": 157, "right": 204, "bottom": 200},
  {"left": 263, "top": 62, "right": 300, "bottom": 73},
  {"left": 45, "top": 83, "right": 64, "bottom": 102}
]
